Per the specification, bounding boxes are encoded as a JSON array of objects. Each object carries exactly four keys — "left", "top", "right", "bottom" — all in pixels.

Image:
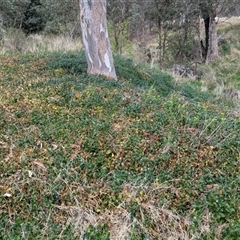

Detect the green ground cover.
[{"left": 0, "top": 51, "right": 239, "bottom": 239}]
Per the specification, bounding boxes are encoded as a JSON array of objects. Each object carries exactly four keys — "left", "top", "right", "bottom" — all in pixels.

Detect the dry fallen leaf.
[
  {"left": 3, "top": 193, "right": 12, "bottom": 197},
  {"left": 31, "top": 161, "right": 47, "bottom": 171}
]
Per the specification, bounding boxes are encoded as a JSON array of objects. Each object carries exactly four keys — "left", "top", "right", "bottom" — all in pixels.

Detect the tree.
[
  {"left": 0, "top": 13, "right": 3, "bottom": 45},
  {"left": 40, "top": 0, "right": 80, "bottom": 36},
  {"left": 198, "top": 0, "right": 240, "bottom": 64},
  {"left": 144, "top": 0, "right": 201, "bottom": 67},
  {"left": 0, "top": 0, "right": 30, "bottom": 29},
  {"left": 107, "top": 0, "right": 131, "bottom": 55},
  {"left": 199, "top": 1, "right": 218, "bottom": 64},
  {"left": 79, "top": 0, "right": 117, "bottom": 80},
  {"left": 22, "top": 0, "right": 45, "bottom": 35}
]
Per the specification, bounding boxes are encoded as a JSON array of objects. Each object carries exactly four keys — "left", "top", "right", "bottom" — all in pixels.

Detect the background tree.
[
  {"left": 0, "top": 0, "right": 29, "bottom": 29},
  {"left": 0, "top": 0, "right": 79, "bottom": 36},
  {"left": 0, "top": 13, "right": 4, "bottom": 45},
  {"left": 146, "top": 0, "right": 180, "bottom": 68},
  {"left": 198, "top": 0, "right": 240, "bottom": 64},
  {"left": 1, "top": 0, "right": 240, "bottom": 69},
  {"left": 143, "top": 0, "right": 202, "bottom": 68},
  {"left": 128, "top": 1, "right": 147, "bottom": 40},
  {"left": 199, "top": 0, "right": 218, "bottom": 63},
  {"left": 22, "top": 0, "right": 45, "bottom": 35},
  {"left": 40, "top": 0, "right": 80, "bottom": 37},
  {"left": 107, "top": 0, "right": 130, "bottom": 55},
  {"left": 79, "top": 0, "right": 117, "bottom": 80}
]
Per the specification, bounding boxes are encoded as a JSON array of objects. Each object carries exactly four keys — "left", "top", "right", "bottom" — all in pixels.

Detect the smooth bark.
[{"left": 79, "top": 0, "right": 117, "bottom": 79}]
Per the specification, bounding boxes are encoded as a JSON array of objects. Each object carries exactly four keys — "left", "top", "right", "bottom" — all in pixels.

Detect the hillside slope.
[{"left": 0, "top": 51, "right": 239, "bottom": 239}]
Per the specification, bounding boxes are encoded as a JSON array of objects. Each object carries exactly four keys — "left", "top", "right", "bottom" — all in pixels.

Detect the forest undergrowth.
[
  {"left": 0, "top": 49, "right": 239, "bottom": 239},
  {"left": 0, "top": 19, "right": 240, "bottom": 240}
]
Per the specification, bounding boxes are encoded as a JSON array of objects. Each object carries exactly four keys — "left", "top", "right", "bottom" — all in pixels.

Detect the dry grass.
[
  {"left": 53, "top": 182, "right": 228, "bottom": 240},
  {"left": 55, "top": 205, "right": 131, "bottom": 240},
  {"left": 0, "top": 30, "right": 82, "bottom": 54},
  {"left": 218, "top": 16, "right": 240, "bottom": 28}
]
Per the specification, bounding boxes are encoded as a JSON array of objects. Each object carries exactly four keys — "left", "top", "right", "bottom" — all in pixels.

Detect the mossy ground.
[{"left": 0, "top": 49, "right": 239, "bottom": 239}]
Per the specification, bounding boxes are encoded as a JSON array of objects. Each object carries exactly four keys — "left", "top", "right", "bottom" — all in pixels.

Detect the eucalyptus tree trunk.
[
  {"left": 205, "top": 12, "right": 218, "bottom": 64},
  {"left": 79, "top": 0, "right": 117, "bottom": 80}
]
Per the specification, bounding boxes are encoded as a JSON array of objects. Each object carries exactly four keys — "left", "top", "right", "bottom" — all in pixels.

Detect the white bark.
[{"left": 79, "top": 0, "right": 117, "bottom": 80}]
